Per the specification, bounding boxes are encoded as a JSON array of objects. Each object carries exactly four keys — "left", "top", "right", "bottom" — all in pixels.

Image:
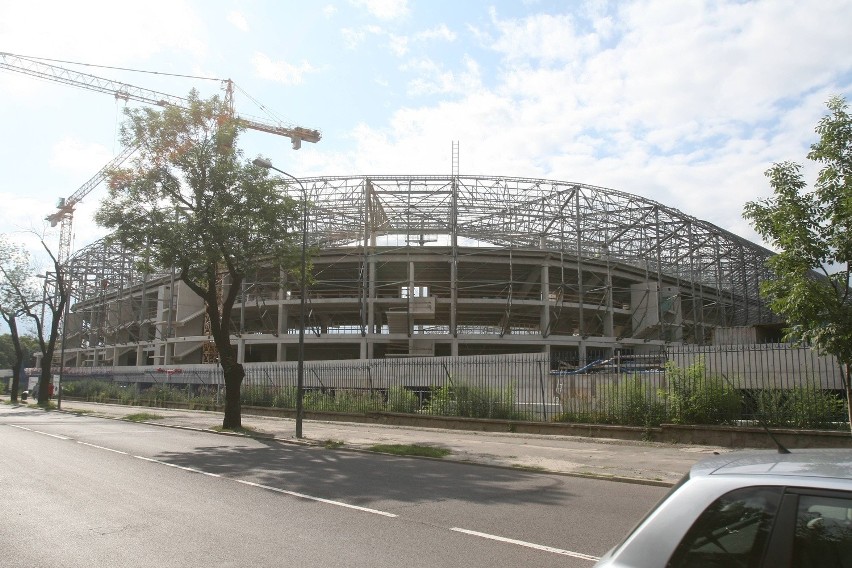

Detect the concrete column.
[{"left": 541, "top": 263, "right": 550, "bottom": 337}]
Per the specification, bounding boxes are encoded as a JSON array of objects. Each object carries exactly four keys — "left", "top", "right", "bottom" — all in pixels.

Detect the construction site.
[
  {"left": 57, "top": 171, "right": 781, "bottom": 371},
  {"left": 1, "top": 52, "right": 782, "bottom": 374}
]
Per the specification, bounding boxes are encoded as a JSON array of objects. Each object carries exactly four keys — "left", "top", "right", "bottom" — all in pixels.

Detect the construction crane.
[
  {"left": 1, "top": 51, "right": 321, "bottom": 264},
  {"left": 46, "top": 145, "right": 137, "bottom": 265}
]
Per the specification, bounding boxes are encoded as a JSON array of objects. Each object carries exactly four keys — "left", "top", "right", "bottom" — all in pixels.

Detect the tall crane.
[{"left": 1, "top": 51, "right": 321, "bottom": 263}]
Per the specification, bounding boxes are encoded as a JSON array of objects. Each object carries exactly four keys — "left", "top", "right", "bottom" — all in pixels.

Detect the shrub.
[
  {"left": 754, "top": 386, "right": 846, "bottom": 429},
  {"left": 386, "top": 386, "right": 420, "bottom": 413},
  {"left": 601, "top": 375, "right": 667, "bottom": 426},
  {"left": 425, "top": 381, "right": 521, "bottom": 419},
  {"left": 663, "top": 359, "right": 741, "bottom": 425}
]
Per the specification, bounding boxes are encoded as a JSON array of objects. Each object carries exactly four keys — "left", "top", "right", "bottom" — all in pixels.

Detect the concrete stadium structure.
[{"left": 56, "top": 174, "right": 781, "bottom": 370}]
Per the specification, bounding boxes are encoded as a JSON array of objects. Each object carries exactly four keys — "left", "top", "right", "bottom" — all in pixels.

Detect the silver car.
[{"left": 594, "top": 448, "right": 852, "bottom": 568}]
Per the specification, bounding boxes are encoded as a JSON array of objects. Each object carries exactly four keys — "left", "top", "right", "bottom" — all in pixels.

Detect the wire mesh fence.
[{"left": 56, "top": 344, "right": 850, "bottom": 430}]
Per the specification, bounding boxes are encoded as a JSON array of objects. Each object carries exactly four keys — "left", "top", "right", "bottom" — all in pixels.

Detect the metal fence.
[{"left": 59, "top": 344, "right": 850, "bottom": 430}]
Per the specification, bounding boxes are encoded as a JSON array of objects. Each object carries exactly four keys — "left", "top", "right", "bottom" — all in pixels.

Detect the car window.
[
  {"left": 666, "top": 486, "right": 782, "bottom": 568},
  {"left": 793, "top": 494, "right": 852, "bottom": 568}
]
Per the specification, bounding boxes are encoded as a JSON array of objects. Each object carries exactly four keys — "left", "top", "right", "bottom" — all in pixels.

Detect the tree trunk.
[
  {"left": 845, "top": 363, "right": 852, "bottom": 436},
  {"left": 220, "top": 352, "right": 245, "bottom": 429},
  {"left": 37, "top": 352, "right": 54, "bottom": 406}
]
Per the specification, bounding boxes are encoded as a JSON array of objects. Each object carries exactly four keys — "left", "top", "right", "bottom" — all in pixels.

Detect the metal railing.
[{"left": 56, "top": 344, "right": 850, "bottom": 430}]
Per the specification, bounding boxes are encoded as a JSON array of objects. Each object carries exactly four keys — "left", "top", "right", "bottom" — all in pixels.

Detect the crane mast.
[{"left": 1, "top": 51, "right": 321, "bottom": 264}]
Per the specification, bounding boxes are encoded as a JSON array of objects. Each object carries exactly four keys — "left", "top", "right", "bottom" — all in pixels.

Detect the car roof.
[{"left": 690, "top": 448, "right": 852, "bottom": 482}]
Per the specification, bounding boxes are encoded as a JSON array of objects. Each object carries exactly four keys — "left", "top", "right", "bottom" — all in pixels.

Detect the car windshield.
[{"left": 604, "top": 472, "right": 692, "bottom": 556}]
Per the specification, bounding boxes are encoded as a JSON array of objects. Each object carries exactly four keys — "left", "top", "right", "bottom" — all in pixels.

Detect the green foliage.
[
  {"left": 663, "top": 359, "right": 741, "bottom": 425},
  {"left": 124, "top": 412, "right": 164, "bottom": 422},
  {"left": 753, "top": 387, "right": 846, "bottom": 429},
  {"left": 425, "top": 380, "right": 521, "bottom": 419},
  {"left": 601, "top": 376, "right": 668, "bottom": 427},
  {"left": 368, "top": 444, "right": 451, "bottom": 458},
  {"left": 743, "top": 96, "right": 852, "bottom": 430},
  {"left": 386, "top": 386, "right": 421, "bottom": 413},
  {"left": 304, "top": 389, "right": 385, "bottom": 413},
  {"left": 0, "top": 334, "right": 38, "bottom": 371}
]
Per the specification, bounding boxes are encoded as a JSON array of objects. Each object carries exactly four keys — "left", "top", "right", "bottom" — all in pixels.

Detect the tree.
[
  {"left": 96, "top": 91, "right": 302, "bottom": 429},
  {"left": 13, "top": 237, "right": 70, "bottom": 406},
  {"left": 0, "top": 236, "right": 40, "bottom": 402},
  {"left": 744, "top": 95, "right": 852, "bottom": 433}
]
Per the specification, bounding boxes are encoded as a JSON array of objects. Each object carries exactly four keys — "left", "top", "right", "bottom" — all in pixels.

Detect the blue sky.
[{"left": 1, "top": 0, "right": 851, "bottom": 264}]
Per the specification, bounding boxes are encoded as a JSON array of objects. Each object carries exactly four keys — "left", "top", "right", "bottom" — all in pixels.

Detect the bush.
[
  {"left": 602, "top": 376, "right": 667, "bottom": 427},
  {"left": 663, "top": 359, "right": 741, "bottom": 425},
  {"left": 425, "top": 381, "right": 521, "bottom": 419},
  {"left": 386, "top": 386, "right": 420, "bottom": 413},
  {"left": 303, "top": 389, "right": 385, "bottom": 413},
  {"left": 753, "top": 387, "right": 846, "bottom": 429}
]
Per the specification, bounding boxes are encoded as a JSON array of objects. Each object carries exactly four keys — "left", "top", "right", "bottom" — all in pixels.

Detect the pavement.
[{"left": 12, "top": 398, "right": 733, "bottom": 486}]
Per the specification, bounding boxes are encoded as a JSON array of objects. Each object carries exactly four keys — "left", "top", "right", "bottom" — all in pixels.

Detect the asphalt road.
[{"left": 0, "top": 405, "right": 666, "bottom": 567}]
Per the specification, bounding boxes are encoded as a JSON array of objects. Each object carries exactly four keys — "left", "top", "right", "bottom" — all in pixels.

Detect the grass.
[
  {"left": 367, "top": 444, "right": 451, "bottom": 458},
  {"left": 511, "top": 464, "right": 548, "bottom": 472},
  {"left": 323, "top": 439, "right": 345, "bottom": 449},
  {"left": 123, "top": 412, "right": 164, "bottom": 422}
]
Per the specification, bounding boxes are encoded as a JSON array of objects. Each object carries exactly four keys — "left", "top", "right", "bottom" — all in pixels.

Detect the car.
[{"left": 594, "top": 448, "right": 852, "bottom": 568}]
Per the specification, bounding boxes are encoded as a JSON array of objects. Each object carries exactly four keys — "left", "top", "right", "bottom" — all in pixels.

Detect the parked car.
[{"left": 594, "top": 448, "right": 852, "bottom": 568}]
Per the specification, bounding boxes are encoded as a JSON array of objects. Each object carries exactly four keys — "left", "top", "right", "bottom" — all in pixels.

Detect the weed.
[
  {"left": 367, "top": 444, "right": 451, "bottom": 458},
  {"left": 124, "top": 412, "right": 164, "bottom": 422},
  {"left": 323, "top": 439, "right": 344, "bottom": 449}
]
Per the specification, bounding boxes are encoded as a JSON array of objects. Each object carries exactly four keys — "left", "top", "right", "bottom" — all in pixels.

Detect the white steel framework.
[{"left": 58, "top": 175, "right": 779, "bottom": 369}]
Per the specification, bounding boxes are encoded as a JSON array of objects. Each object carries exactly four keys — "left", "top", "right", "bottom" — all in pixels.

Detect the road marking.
[
  {"left": 8, "top": 424, "right": 70, "bottom": 440},
  {"left": 133, "top": 456, "right": 222, "bottom": 478},
  {"left": 77, "top": 441, "right": 129, "bottom": 455},
  {"left": 234, "top": 479, "right": 398, "bottom": 518},
  {"left": 450, "top": 527, "right": 600, "bottom": 561}
]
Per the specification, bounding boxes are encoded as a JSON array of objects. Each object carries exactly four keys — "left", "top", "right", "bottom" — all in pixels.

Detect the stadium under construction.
[{"left": 56, "top": 174, "right": 782, "bottom": 372}]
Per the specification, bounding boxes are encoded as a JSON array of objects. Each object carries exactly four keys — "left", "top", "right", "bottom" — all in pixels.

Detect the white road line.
[
  {"left": 8, "top": 424, "right": 70, "bottom": 440},
  {"left": 77, "top": 441, "right": 129, "bottom": 455},
  {"left": 234, "top": 479, "right": 398, "bottom": 518},
  {"left": 133, "top": 456, "right": 222, "bottom": 478},
  {"left": 450, "top": 527, "right": 600, "bottom": 561}
]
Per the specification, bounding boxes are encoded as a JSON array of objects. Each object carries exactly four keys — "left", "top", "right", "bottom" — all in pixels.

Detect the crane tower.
[{"left": 1, "top": 51, "right": 321, "bottom": 264}]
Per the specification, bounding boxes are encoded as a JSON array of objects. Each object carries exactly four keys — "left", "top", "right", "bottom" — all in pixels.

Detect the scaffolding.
[{"left": 58, "top": 175, "right": 780, "bottom": 368}]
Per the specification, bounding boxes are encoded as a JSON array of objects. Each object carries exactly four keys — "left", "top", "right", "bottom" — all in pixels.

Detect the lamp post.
[{"left": 252, "top": 157, "right": 307, "bottom": 438}]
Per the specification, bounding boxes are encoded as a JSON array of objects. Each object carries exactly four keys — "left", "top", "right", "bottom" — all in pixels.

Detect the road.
[{"left": 0, "top": 405, "right": 666, "bottom": 567}]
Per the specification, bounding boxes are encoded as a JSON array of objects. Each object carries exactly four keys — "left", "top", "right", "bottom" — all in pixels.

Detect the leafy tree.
[
  {"left": 96, "top": 91, "right": 302, "bottom": 428},
  {"left": 744, "top": 95, "right": 852, "bottom": 433}
]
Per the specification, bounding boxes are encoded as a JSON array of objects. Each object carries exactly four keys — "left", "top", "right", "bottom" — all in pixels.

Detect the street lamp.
[{"left": 252, "top": 157, "right": 307, "bottom": 438}]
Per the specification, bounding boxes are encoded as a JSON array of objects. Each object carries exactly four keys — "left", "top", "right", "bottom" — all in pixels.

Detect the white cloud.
[
  {"left": 228, "top": 11, "right": 250, "bottom": 32},
  {"left": 252, "top": 53, "right": 319, "bottom": 86},
  {"left": 349, "top": 0, "right": 410, "bottom": 21},
  {"left": 323, "top": 4, "right": 338, "bottom": 17},
  {"left": 404, "top": 56, "right": 482, "bottom": 96},
  {"left": 416, "top": 24, "right": 456, "bottom": 43},
  {"left": 388, "top": 34, "right": 410, "bottom": 57},
  {"left": 322, "top": 0, "right": 852, "bottom": 245}
]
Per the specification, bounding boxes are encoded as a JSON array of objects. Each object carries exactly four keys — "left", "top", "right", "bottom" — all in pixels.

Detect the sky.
[{"left": 1, "top": 0, "right": 851, "bottom": 265}]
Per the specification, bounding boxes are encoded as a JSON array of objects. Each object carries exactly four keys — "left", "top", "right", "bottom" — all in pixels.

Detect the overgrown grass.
[
  {"left": 367, "top": 444, "right": 451, "bottom": 458},
  {"left": 425, "top": 381, "right": 523, "bottom": 420},
  {"left": 123, "top": 412, "right": 164, "bottom": 422}
]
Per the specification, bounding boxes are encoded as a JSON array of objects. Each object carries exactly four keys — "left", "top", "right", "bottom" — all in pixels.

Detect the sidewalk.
[{"left": 36, "top": 399, "right": 731, "bottom": 486}]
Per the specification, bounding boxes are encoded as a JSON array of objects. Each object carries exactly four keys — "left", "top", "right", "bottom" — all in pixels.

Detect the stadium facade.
[{"left": 57, "top": 175, "right": 781, "bottom": 370}]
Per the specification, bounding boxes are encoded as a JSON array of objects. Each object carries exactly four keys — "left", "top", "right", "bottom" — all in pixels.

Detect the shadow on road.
[{"left": 153, "top": 438, "right": 576, "bottom": 507}]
